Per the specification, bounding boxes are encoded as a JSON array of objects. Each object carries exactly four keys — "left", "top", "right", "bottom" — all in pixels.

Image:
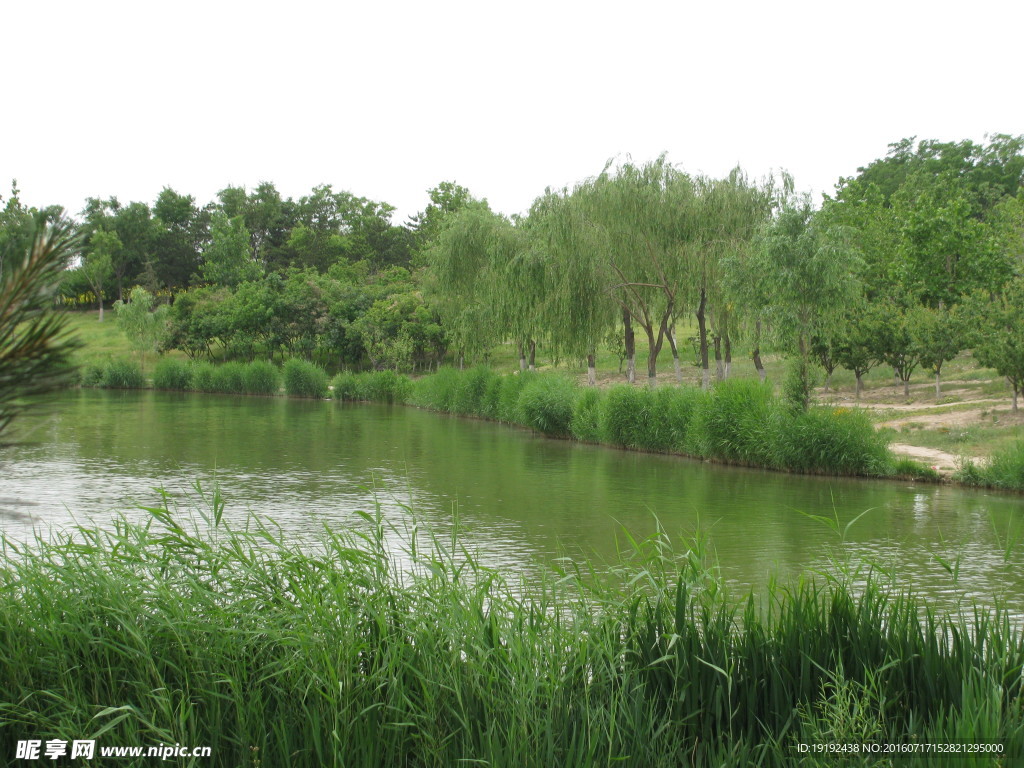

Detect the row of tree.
[
  {"left": 422, "top": 135, "right": 1024, "bottom": 407},
  {"left": 3, "top": 135, "right": 1022, "bottom": 411}
]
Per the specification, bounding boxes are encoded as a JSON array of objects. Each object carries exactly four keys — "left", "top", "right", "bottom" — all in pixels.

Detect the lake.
[{"left": 3, "top": 390, "right": 1023, "bottom": 615}]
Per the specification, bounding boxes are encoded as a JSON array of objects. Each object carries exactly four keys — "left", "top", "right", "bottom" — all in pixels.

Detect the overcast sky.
[{"left": 3, "top": 0, "right": 1021, "bottom": 224}]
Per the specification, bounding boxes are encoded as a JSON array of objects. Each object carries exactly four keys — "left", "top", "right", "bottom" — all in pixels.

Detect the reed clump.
[
  {"left": 84, "top": 358, "right": 145, "bottom": 389},
  {"left": 282, "top": 358, "right": 329, "bottom": 398},
  {"left": 344, "top": 368, "right": 896, "bottom": 478},
  {"left": 152, "top": 356, "right": 192, "bottom": 391},
  {"left": 1, "top": 499, "right": 1021, "bottom": 767},
  {"left": 956, "top": 439, "right": 1024, "bottom": 491},
  {"left": 241, "top": 360, "right": 281, "bottom": 396}
]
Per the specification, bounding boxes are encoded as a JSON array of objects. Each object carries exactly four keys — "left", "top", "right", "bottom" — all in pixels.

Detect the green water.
[{"left": 3, "top": 390, "right": 1024, "bottom": 612}]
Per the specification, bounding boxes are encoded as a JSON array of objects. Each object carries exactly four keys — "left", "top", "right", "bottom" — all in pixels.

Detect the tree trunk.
[
  {"left": 723, "top": 333, "right": 731, "bottom": 380},
  {"left": 97, "top": 298, "right": 104, "bottom": 322},
  {"left": 528, "top": 339, "right": 536, "bottom": 371},
  {"left": 624, "top": 310, "right": 636, "bottom": 384},
  {"left": 823, "top": 372, "right": 832, "bottom": 393},
  {"left": 856, "top": 373, "right": 863, "bottom": 402},
  {"left": 459, "top": 352, "right": 464, "bottom": 370},
  {"left": 903, "top": 378, "right": 910, "bottom": 398},
  {"left": 935, "top": 372, "right": 942, "bottom": 399},
  {"left": 518, "top": 342, "right": 527, "bottom": 373},
  {"left": 1013, "top": 382, "right": 1019, "bottom": 413},
  {"left": 713, "top": 334, "right": 723, "bottom": 381},
  {"left": 644, "top": 318, "right": 666, "bottom": 389},
  {"left": 587, "top": 351, "right": 596, "bottom": 387},
  {"left": 894, "top": 368, "right": 899, "bottom": 390},
  {"left": 696, "top": 289, "right": 710, "bottom": 389},
  {"left": 666, "top": 323, "right": 683, "bottom": 384}
]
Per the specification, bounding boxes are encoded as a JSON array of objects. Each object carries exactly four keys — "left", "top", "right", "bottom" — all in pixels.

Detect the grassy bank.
[
  {"left": 76, "top": 356, "right": 945, "bottom": 482},
  {"left": 1, "top": 501, "right": 1020, "bottom": 767},
  {"left": 336, "top": 366, "right": 915, "bottom": 479},
  {"left": 956, "top": 440, "right": 1024, "bottom": 491}
]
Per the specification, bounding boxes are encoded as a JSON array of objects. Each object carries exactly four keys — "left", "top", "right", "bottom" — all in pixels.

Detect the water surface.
[{"left": 3, "top": 390, "right": 1023, "bottom": 615}]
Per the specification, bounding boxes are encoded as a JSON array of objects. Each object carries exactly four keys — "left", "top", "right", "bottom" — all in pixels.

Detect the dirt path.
[{"left": 889, "top": 444, "right": 960, "bottom": 474}]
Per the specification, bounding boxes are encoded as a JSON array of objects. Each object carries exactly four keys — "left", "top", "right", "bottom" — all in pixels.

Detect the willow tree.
[
  {"left": 490, "top": 215, "right": 548, "bottom": 371},
  {"left": 688, "top": 171, "right": 776, "bottom": 389},
  {"left": 423, "top": 203, "right": 503, "bottom": 367},
  {"left": 566, "top": 157, "right": 699, "bottom": 387},
  {"left": 528, "top": 189, "right": 616, "bottom": 384}
]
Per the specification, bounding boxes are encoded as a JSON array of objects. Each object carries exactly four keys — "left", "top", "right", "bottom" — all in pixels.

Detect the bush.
[
  {"left": 570, "top": 388, "right": 605, "bottom": 442},
  {"left": 242, "top": 361, "right": 280, "bottom": 396},
  {"left": 775, "top": 406, "right": 892, "bottom": 475},
  {"left": 210, "top": 361, "right": 246, "bottom": 394},
  {"left": 100, "top": 359, "right": 145, "bottom": 389},
  {"left": 692, "top": 379, "right": 779, "bottom": 466},
  {"left": 283, "top": 358, "right": 329, "bottom": 399},
  {"left": 956, "top": 440, "right": 1024, "bottom": 491},
  {"left": 360, "top": 370, "right": 411, "bottom": 404},
  {"left": 79, "top": 362, "right": 106, "bottom": 388},
  {"left": 190, "top": 362, "right": 216, "bottom": 393},
  {"left": 516, "top": 375, "right": 577, "bottom": 437},
  {"left": 153, "top": 357, "right": 192, "bottom": 391},
  {"left": 601, "top": 386, "right": 657, "bottom": 449},
  {"left": 331, "top": 372, "right": 362, "bottom": 401},
  {"left": 497, "top": 372, "right": 534, "bottom": 423},
  {"left": 451, "top": 366, "right": 498, "bottom": 415},
  {"left": 410, "top": 366, "right": 462, "bottom": 412}
]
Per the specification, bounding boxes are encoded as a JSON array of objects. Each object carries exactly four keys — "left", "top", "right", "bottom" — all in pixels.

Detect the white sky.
[{"left": 3, "top": 0, "right": 1021, "bottom": 224}]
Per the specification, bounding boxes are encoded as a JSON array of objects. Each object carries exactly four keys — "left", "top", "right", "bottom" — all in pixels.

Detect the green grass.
[{"left": 2, "top": 496, "right": 1022, "bottom": 767}]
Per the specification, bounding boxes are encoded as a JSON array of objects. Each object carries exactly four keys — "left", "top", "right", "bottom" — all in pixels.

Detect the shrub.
[
  {"left": 451, "top": 366, "right": 498, "bottom": 415},
  {"left": 410, "top": 366, "right": 461, "bottom": 412},
  {"left": 601, "top": 385, "right": 653, "bottom": 449},
  {"left": 283, "top": 358, "right": 329, "bottom": 399},
  {"left": 100, "top": 359, "right": 145, "bottom": 389},
  {"left": 79, "top": 362, "right": 106, "bottom": 388},
  {"left": 190, "top": 362, "right": 217, "bottom": 393},
  {"left": 570, "top": 388, "right": 605, "bottom": 442},
  {"left": 693, "top": 379, "right": 779, "bottom": 466},
  {"left": 776, "top": 406, "right": 892, "bottom": 475},
  {"left": 331, "top": 372, "right": 362, "bottom": 401},
  {"left": 516, "top": 375, "right": 577, "bottom": 437},
  {"left": 153, "top": 357, "right": 192, "bottom": 391},
  {"left": 359, "top": 370, "right": 412, "bottom": 404},
  {"left": 652, "top": 386, "right": 705, "bottom": 453},
  {"left": 956, "top": 440, "right": 1024, "bottom": 491},
  {"left": 210, "top": 361, "right": 246, "bottom": 394},
  {"left": 497, "top": 372, "right": 534, "bottom": 423},
  {"left": 243, "top": 361, "right": 280, "bottom": 396}
]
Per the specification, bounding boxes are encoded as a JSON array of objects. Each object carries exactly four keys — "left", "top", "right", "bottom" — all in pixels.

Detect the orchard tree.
[
  {"left": 730, "top": 198, "right": 859, "bottom": 406},
  {"left": 913, "top": 305, "right": 965, "bottom": 398},
  {"left": 972, "top": 278, "right": 1024, "bottom": 413},
  {"left": 833, "top": 299, "right": 882, "bottom": 402}
]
